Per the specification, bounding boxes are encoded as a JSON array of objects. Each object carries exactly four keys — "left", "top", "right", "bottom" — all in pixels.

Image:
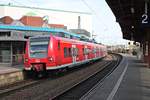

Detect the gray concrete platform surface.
[
  {"left": 0, "top": 65, "right": 24, "bottom": 87},
  {"left": 81, "top": 54, "right": 150, "bottom": 100}
]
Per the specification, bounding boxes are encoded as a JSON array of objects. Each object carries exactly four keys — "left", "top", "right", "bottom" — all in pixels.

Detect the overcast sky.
[{"left": 0, "top": 0, "right": 129, "bottom": 45}]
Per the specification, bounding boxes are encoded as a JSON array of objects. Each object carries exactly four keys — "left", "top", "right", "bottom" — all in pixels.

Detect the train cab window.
[
  {"left": 64, "top": 47, "right": 68, "bottom": 57},
  {"left": 58, "top": 32, "right": 65, "bottom": 37}
]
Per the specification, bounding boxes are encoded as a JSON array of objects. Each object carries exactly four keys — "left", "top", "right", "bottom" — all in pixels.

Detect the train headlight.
[
  {"left": 48, "top": 57, "right": 53, "bottom": 62},
  {"left": 25, "top": 58, "right": 28, "bottom": 62}
]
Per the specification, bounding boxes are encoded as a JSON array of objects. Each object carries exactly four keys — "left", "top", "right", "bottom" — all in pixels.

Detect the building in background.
[
  {"left": 0, "top": 4, "right": 92, "bottom": 32},
  {"left": 0, "top": 15, "right": 67, "bottom": 29},
  {"left": 69, "top": 15, "right": 92, "bottom": 41},
  {"left": 69, "top": 29, "right": 91, "bottom": 39}
]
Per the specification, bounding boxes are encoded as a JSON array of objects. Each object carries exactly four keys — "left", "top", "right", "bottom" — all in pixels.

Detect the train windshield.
[{"left": 29, "top": 37, "right": 50, "bottom": 58}]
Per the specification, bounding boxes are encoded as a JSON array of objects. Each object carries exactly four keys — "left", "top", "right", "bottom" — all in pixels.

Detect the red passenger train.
[{"left": 24, "top": 34, "right": 107, "bottom": 77}]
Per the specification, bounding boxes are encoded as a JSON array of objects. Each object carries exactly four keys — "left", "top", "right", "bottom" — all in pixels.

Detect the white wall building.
[{"left": 0, "top": 4, "right": 92, "bottom": 33}]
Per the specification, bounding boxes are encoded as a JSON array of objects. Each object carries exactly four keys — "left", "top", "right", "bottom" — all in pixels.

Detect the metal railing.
[
  {"left": 0, "top": 55, "right": 11, "bottom": 63},
  {"left": 0, "top": 54, "right": 24, "bottom": 65},
  {"left": 12, "top": 54, "right": 24, "bottom": 65}
]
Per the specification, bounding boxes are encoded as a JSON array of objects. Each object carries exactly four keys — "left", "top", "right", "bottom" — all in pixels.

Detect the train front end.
[{"left": 24, "top": 36, "right": 51, "bottom": 77}]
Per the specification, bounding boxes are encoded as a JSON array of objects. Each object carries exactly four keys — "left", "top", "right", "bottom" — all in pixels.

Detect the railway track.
[
  {"left": 0, "top": 54, "right": 122, "bottom": 100},
  {"left": 51, "top": 54, "right": 122, "bottom": 100}
]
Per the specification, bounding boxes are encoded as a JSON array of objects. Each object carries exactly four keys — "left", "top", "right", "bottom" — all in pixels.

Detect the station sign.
[
  {"left": 141, "top": 1, "right": 150, "bottom": 28},
  {"left": 141, "top": 13, "right": 150, "bottom": 27},
  {"left": 141, "top": 14, "right": 148, "bottom": 24}
]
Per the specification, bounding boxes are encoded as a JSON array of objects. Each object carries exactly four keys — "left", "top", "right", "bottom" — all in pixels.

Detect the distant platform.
[{"left": 81, "top": 54, "right": 150, "bottom": 100}]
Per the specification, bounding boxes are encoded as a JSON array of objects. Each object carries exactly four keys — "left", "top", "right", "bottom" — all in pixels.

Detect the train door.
[
  {"left": 94, "top": 48, "right": 96, "bottom": 58},
  {"left": 84, "top": 46, "right": 88, "bottom": 60},
  {"left": 95, "top": 47, "right": 97, "bottom": 58},
  {"left": 57, "top": 40, "right": 61, "bottom": 65},
  {"left": 72, "top": 45, "right": 77, "bottom": 64}
]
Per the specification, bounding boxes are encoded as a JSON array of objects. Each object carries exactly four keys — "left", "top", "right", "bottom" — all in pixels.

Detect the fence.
[{"left": 0, "top": 54, "right": 24, "bottom": 65}]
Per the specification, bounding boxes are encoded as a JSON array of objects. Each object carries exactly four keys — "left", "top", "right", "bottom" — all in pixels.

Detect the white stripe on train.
[{"left": 24, "top": 56, "right": 104, "bottom": 70}]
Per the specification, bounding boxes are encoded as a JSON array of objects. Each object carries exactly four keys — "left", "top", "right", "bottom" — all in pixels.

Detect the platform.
[
  {"left": 0, "top": 65, "right": 24, "bottom": 87},
  {"left": 81, "top": 54, "right": 150, "bottom": 100}
]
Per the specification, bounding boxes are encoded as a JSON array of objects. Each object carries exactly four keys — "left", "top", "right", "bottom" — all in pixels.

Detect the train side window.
[
  {"left": 71, "top": 48, "right": 78, "bottom": 56},
  {"left": 75, "top": 48, "right": 79, "bottom": 56},
  {"left": 72, "top": 48, "right": 76, "bottom": 56},
  {"left": 82, "top": 48, "right": 85, "bottom": 55},
  {"left": 97, "top": 48, "right": 99, "bottom": 53},
  {"left": 99, "top": 48, "right": 100, "bottom": 52},
  {"left": 68, "top": 48, "right": 71, "bottom": 57},
  {"left": 92, "top": 48, "right": 96, "bottom": 54},
  {"left": 86, "top": 48, "right": 89, "bottom": 55},
  {"left": 99, "top": 48, "right": 101, "bottom": 52},
  {"left": 92, "top": 49, "right": 94, "bottom": 54},
  {"left": 84, "top": 48, "right": 88, "bottom": 55},
  {"left": 64, "top": 47, "right": 68, "bottom": 57}
]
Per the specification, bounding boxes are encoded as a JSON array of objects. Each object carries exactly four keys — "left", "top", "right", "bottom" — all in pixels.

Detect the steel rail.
[{"left": 51, "top": 54, "right": 122, "bottom": 100}]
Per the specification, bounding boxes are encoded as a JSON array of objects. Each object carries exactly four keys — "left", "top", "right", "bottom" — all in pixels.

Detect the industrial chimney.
[{"left": 78, "top": 16, "right": 81, "bottom": 29}]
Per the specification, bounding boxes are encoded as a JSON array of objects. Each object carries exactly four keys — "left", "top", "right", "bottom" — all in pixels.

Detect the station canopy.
[{"left": 106, "top": 0, "right": 148, "bottom": 42}]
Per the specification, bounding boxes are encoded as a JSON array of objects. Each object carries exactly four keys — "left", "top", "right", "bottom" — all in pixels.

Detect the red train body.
[{"left": 24, "top": 34, "right": 107, "bottom": 76}]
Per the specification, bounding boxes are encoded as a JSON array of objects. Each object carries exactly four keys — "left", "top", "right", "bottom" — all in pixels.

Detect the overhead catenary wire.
[
  {"left": 25, "top": 0, "right": 39, "bottom": 7},
  {"left": 80, "top": 0, "right": 109, "bottom": 30},
  {"left": 10, "top": 0, "right": 44, "bottom": 18},
  {"left": 11, "top": 0, "right": 26, "bottom": 6}
]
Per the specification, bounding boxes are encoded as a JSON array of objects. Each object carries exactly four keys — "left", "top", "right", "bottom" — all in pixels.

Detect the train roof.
[
  {"left": 54, "top": 35, "right": 104, "bottom": 47},
  {"left": 29, "top": 35, "right": 106, "bottom": 48},
  {"left": 29, "top": 35, "right": 50, "bottom": 38}
]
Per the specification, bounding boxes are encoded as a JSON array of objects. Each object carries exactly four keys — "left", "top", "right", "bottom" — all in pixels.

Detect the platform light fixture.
[
  {"left": 144, "top": 0, "right": 149, "bottom": 14},
  {"left": 131, "top": 32, "right": 134, "bottom": 41},
  {"left": 131, "top": 7, "right": 135, "bottom": 14},
  {"left": 131, "top": 25, "right": 134, "bottom": 29}
]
